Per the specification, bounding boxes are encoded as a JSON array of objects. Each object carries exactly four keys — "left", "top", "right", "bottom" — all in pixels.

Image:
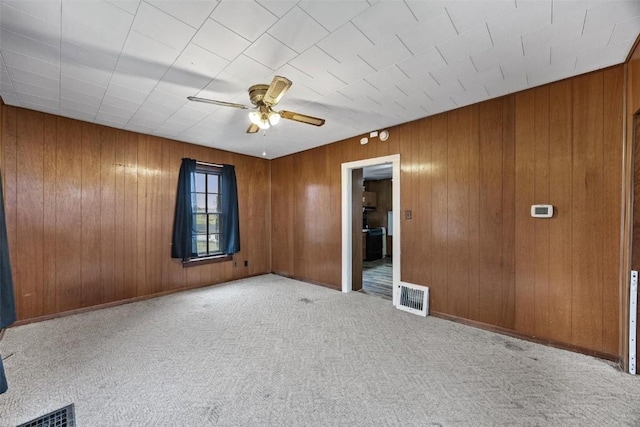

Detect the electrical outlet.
[
  {"left": 405, "top": 210, "right": 412, "bottom": 220},
  {"left": 244, "top": 260, "right": 248, "bottom": 267},
  {"left": 233, "top": 261, "right": 237, "bottom": 267}
]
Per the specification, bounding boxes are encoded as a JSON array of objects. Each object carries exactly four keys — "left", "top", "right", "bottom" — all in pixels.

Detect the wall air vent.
[{"left": 397, "top": 282, "right": 429, "bottom": 317}]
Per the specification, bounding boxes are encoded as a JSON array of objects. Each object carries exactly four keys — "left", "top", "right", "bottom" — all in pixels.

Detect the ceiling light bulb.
[
  {"left": 268, "top": 111, "right": 280, "bottom": 126},
  {"left": 248, "top": 111, "right": 262, "bottom": 126},
  {"left": 249, "top": 111, "right": 270, "bottom": 129}
]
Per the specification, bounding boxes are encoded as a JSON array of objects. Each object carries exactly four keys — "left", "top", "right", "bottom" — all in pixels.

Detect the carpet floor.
[{"left": 0, "top": 274, "right": 639, "bottom": 426}]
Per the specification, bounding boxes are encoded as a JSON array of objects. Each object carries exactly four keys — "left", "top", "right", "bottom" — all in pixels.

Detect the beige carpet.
[{"left": 0, "top": 274, "right": 639, "bottom": 426}]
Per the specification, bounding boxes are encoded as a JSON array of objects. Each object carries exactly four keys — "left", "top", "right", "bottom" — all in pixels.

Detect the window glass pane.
[
  {"left": 208, "top": 214, "right": 220, "bottom": 233},
  {"left": 209, "top": 234, "right": 220, "bottom": 252},
  {"left": 195, "top": 173, "right": 206, "bottom": 192},
  {"left": 195, "top": 214, "right": 207, "bottom": 234},
  {"left": 207, "top": 194, "right": 220, "bottom": 213},
  {"left": 196, "top": 235, "right": 208, "bottom": 255},
  {"left": 208, "top": 174, "right": 219, "bottom": 194},
  {"left": 195, "top": 193, "right": 207, "bottom": 212}
]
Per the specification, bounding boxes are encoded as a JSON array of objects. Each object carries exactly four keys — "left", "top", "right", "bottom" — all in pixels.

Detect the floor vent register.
[{"left": 16, "top": 404, "right": 75, "bottom": 427}]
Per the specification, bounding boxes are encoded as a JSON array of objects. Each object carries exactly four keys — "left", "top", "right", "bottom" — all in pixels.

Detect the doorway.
[{"left": 341, "top": 154, "right": 400, "bottom": 305}]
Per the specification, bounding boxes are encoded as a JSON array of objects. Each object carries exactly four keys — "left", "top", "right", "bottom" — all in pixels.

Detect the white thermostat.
[{"left": 531, "top": 204, "right": 553, "bottom": 218}]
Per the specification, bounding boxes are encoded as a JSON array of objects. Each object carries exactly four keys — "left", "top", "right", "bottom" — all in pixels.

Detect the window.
[
  {"left": 193, "top": 166, "right": 223, "bottom": 257},
  {"left": 172, "top": 159, "right": 240, "bottom": 264}
]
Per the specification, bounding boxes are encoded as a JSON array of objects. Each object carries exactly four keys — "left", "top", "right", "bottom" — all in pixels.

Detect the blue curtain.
[
  {"left": 171, "top": 158, "right": 197, "bottom": 260},
  {"left": 221, "top": 165, "right": 240, "bottom": 255},
  {"left": 0, "top": 170, "right": 16, "bottom": 394}
]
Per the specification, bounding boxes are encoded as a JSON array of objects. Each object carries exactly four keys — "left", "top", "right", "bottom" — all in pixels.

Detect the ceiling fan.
[{"left": 187, "top": 76, "right": 326, "bottom": 133}]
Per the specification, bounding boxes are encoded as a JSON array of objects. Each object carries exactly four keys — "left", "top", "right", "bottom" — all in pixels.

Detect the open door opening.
[{"left": 341, "top": 155, "right": 400, "bottom": 305}]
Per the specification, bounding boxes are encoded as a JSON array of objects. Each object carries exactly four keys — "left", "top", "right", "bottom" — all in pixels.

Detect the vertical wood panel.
[
  {"left": 500, "top": 96, "right": 517, "bottom": 329},
  {"left": 42, "top": 115, "right": 57, "bottom": 315},
  {"left": 400, "top": 123, "right": 415, "bottom": 283},
  {"left": 571, "top": 72, "right": 604, "bottom": 351},
  {"left": 548, "top": 80, "right": 573, "bottom": 345},
  {"left": 145, "top": 136, "right": 163, "bottom": 294},
  {"left": 16, "top": 109, "right": 44, "bottom": 318},
  {"left": 271, "top": 155, "right": 294, "bottom": 276},
  {"left": 447, "top": 108, "right": 470, "bottom": 318},
  {"left": 431, "top": 114, "right": 448, "bottom": 313},
  {"left": 100, "top": 127, "right": 117, "bottom": 303},
  {"left": 467, "top": 105, "right": 480, "bottom": 321},
  {"left": 136, "top": 136, "right": 149, "bottom": 294},
  {"left": 601, "top": 66, "right": 623, "bottom": 355},
  {"left": 80, "top": 123, "right": 102, "bottom": 307},
  {"left": 122, "top": 132, "right": 138, "bottom": 300},
  {"left": 514, "top": 91, "right": 536, "bottom": 335},
  {"left": 55, "top": 117, "right": 83, "bottom": 312},
  {"left": 478, "top": 99, "right": 505, "bottom": 326},
  {"left": 416, "top": 120, "right": 432, "bottom": 284},
  {"left": 533, "top": 86, "right": 550, "bottom": 340}
]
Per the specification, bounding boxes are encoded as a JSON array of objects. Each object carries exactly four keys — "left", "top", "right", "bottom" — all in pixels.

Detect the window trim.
[{"left": 182, "top": 254, "right": 232, "bottom": 267}]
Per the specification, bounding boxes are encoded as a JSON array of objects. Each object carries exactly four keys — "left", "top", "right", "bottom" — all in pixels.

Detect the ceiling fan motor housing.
[{"left": 248, "top": 84, "right": 270, "bottom": 106}]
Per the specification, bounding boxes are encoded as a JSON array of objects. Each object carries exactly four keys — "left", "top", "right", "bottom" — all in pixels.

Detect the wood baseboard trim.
[
  {"left": 11, "top": 273, "right": 267, "bottom": 327},
  {"left": 431, "top": 311, "right": 620, "bottom": 364}
]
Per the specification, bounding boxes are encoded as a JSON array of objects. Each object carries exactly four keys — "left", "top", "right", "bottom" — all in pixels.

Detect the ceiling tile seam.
[
  {"left": 0, "top": 25, "right": 62, "bottom": 53},
  {"left": 325, "top": 70, "right": 349, "bottom": 87},
  {"left": 606, "top": 23, "right": 616, "bottom": 46},
  {"left": 499, "top": 65, "right": 506, "bottom": 80},
  {"left": 396, "top": 33, "right": 415, "bottom": 56},
  {"left": 365, "top": 95, "right": 381, "bottom": 106},
  {"left": 143, "top": 0, "right": 217, "bottom": 31},
  {"left": 469, "top": 57, "right": 479, "bottom": 73},
  {"left": 444, "top": 6, "right": 460, "bottom": 35},
  {"left": 551, "top": 0, "right": 554, "bottom": 24},
  {"left": 457, "top": 78, "right": 467, "bottom": 92},
  {"left": 105, "top": 0, "right": 139, "bottom": 16},
  {"left": 355, "top": 54, "right": 378, "bottom": 73},
  {"left": 0, "top": 2, "right": 62, "bottom": 46},
  {"left": 313, "top": 44, "right": 342, "bottom": 66},
  {"left": 396, "top": 65, "right": 411, "bottom": 80},
  {"left": 581, "top": 9, "right": 587, "bottom": 36},
  {"left": 434, "top": 46, "right": 448, "bottom": 66},
  {"left": 485, "top": 22, "right": 495, "bottom": 47},
  {"left": 402, "top": 0, "right": 419, "bottom": 23},
  {"left": 91, "top": 0, "right": 141, "bottom": 124},
  {"left": 0, "top": 52, "right": 19, "bottom": 93},
  {"left": 114, "top": 7, "right": 230, "bottom": 135}
]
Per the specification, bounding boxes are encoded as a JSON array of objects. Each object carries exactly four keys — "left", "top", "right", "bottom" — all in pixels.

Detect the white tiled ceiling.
[{"left": 0, "top": 0, "right": 639, "bottom": 159}]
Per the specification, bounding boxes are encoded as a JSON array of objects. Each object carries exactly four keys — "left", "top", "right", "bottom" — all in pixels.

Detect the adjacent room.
[{"left": 0, "top": 0, "right": 640, "bottom": 425}]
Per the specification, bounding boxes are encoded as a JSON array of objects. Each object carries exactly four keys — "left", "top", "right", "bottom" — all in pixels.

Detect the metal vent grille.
[
  {"left": 397, "top": 283, "right": 429, "bottom": 317},
  {"left": 17, "top": 404, "right": 75, "bottom": 427}
]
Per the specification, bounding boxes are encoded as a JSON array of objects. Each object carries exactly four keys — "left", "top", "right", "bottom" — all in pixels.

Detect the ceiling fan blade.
[
  {"left": 187, "top": 96, "right": 251, "bottom": 110},
  {"left": 263, "top": 76, "right": 292, "bottom": 106},
  {"left": 279, "top": 110, "right": 326, "bottom": 127},
  {"left": 246, "top": 123, "right": 260, "bottom": 133}
]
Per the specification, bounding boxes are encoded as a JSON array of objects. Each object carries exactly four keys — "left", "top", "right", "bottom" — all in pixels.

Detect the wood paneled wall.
[
  {"left": 272, "top": 65, "right": 625, "bottom": 358},
  {"left": 626, "top": 38, "right": 640, "bottom": 368},
  {"left": 0, "top": 106, "right": 271, "bottom": 322}
]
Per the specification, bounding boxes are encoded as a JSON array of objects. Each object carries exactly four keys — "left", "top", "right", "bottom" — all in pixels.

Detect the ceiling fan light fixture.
[
  {"left": 249, "top": 111, "right": 270, "bottom": 129},
  {"left": 267, "top": 111, "right": 280, "bottom": 126}
]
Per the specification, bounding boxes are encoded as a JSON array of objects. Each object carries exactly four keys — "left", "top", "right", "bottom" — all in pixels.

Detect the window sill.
[{"left": 182, "top": 254, "right": 232, "bottom": 268}]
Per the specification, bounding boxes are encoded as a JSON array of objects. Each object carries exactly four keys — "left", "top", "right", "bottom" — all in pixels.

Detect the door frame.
[{"left": 341, "top": 154, "right": 401, "bottom": 305}]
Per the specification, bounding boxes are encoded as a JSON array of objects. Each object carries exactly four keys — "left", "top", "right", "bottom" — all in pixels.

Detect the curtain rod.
[{"left": 196, "top": 160, "right": 223, "bottom": 168}]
